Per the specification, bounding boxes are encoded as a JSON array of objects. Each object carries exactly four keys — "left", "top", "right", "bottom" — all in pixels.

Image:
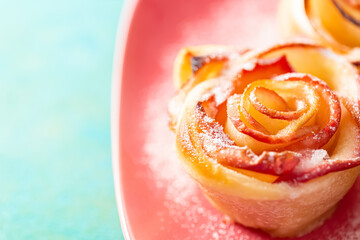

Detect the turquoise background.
[{"left": 0, "top": 1, "right": 125, "bottom": 239}]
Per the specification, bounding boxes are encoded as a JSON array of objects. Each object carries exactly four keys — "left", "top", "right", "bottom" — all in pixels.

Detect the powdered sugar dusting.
[
  {"left": 142, "top": 80, "right": 195, "bottom": 199},
  {"left": 295, "top": 149, "right": 329, "bottom": 173},
  {"left": 125, "top": 0, "right": 360, "bottom": 238},
  {"left": 137, "top": 76, "right": 360, "bottom": 239},
  {"left": 140, "top": 78, "right": 266, "bottom": 239}
]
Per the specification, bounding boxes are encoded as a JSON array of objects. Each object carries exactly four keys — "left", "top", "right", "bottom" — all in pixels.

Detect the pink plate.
[{"left": 111, "top": 0, "right": 360, "bottom": 239}]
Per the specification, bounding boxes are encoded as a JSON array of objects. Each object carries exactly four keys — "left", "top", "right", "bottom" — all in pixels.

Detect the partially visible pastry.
[
  {"left": 169, "top": 42, "right": 360, "bottom": 237},
  {"left": 278, "top": 0, "right": 360, "bottom": 67}
]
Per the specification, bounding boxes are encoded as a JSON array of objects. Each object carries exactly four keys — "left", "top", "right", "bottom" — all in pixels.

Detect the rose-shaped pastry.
[
  {"left": 278, "top": 0, "right": 360, "bottom": 67},
  {"left": 168, "top": 42, "right": 360, "bottom": 237}
]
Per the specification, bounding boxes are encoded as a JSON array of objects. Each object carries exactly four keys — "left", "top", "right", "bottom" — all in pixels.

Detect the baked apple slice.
[
  {"left": 169, "top": 42, "right": 360, "bottom": 237},
  {"left": 277, "top": 0, "right": 360, "bottom": 68}
]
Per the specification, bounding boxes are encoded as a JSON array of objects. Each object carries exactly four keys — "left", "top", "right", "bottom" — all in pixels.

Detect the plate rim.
[{"left": 111, "top": 0, "right": 140, "bottom": 239}]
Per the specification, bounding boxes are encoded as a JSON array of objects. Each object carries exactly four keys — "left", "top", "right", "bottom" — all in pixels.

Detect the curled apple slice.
[
  {"left": 170, "top": 42, "right": 360, "bottom": 237},
  {"left": 173, "top": 45, "right": 248, "bottom": 89},
  {"left": 168, "top": 46, "right": 249, "bottom": 130},
  {"left": 278, "top": 0, "right": 360, "bottom": 67}
]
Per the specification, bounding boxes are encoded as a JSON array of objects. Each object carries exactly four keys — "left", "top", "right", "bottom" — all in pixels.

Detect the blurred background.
[{"left": 0, "top": 1, "right": 125, "bottom": 239}]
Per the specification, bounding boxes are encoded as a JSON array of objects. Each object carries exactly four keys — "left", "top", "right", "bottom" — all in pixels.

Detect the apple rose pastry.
[
  {"left": 278, "top": 0, "right": 360, "bottom": 67},
  {"left": 168, "top": 42, "right": 360, "bottom": 237}
]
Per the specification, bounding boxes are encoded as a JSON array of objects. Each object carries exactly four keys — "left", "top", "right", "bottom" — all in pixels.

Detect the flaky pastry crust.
[{"left": 169, "top": 42, "right": 360, "bottom": 237}]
